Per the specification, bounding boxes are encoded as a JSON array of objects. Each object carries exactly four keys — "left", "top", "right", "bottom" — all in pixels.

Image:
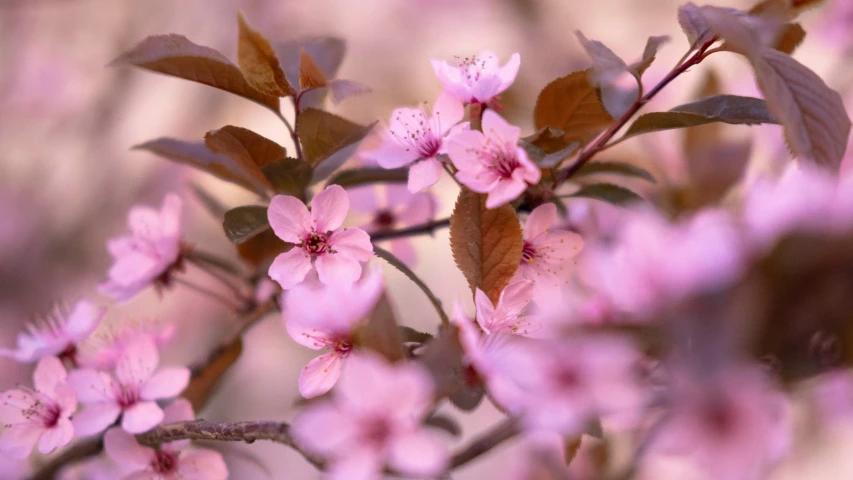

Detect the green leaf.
[
  {"left": 261, "top": 158, "right": 312, "bottom": 197},
  {"left": 223, "top": 206, "right": 270, "bottom": 243},
  {"left": 575, "top": 161, "right": 656, "bottom": 183},
  {"left": 373, "top": 245, "right": 450, "bottom": 326},
  {"left": 622, "top": 95, "right": 778, "bottom": 141},
  {"left": 325, "top": 167, "right": 408, "bottom": 189},
  {"left": 566, "top": 183, "right": 644, "bottom": 206},
  {"left": 399, "top": 326, "right": 434, "bottom": 344}
]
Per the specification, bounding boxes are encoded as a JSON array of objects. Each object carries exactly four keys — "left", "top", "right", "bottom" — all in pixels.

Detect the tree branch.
[
  {"left": 451, "top": 418, "right": 521, "bottom": 468},
  {"left": 371, "top": 218, "right": 451, "bottom": 242},
  {"left": 29, "top": 438, "right": 103, "bottom": 480}
]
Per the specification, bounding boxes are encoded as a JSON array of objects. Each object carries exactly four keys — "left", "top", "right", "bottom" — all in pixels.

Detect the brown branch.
[
  {"left": 451, "top": 418, "right": 521, "bottom": 468},
  {"left": 371, "top": 218, "right": 451, "bottom": 242},
  {"left": 29, "top": 438, "right": 102, "bottom": 480}
]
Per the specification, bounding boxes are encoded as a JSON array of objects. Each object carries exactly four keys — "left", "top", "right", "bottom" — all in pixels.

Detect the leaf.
[
  {"left": 133, "top": 138, "right": 267, "bottom": 195},
  {"left": 449, "top": 188, "right": 523, "bottom": 304},
  {"left": 575, "top": 31, "right": 628, "bottom": 84},
  {"left": 677, "top": 2, "right": 713, "bottom": 47},
  {"left": 299, "top": 47, "right": 328, "bottom": 90},
  {"left": 223, "top": 206, "right": 270, "bottom": 244},
  {"left": 275, "top": 36, "right": 347, "bottom": 110},
  {"left": 327, "top": 79, "right": 372, "bottom": 105},
  {"left": 538, "top": 142, "right": 580, "bottom": 168},
  {"left": 418, "top": 325, "right": 485, "bottom": 410},
  {"left": 205, "top": 125, "right": 286, "bottom": 169},
  {"left": 261, "top": 158, "right": 313, "bottom": 197},
  {"left": 111, "top": 34, "right": 279, "bottom": 111},
  {"left": 184, "top": 338, "right": 242, "bottom": 411},
  {"left": 521, "top": 127, "right": 570, "bottom": 154},
  {"left": 189, "top": 182, "right": 229, "bottom": 220},
  {"left": 773, "top": 23, "right": 806, "bottom": 54},
  {"left": 622, "top": 95, "right": 778, "bottom": 141},
  {"left": 575, "top": 161, "right": 656, "bottom": 183},
  {"left": 297, "top": 108, "right": 375, "bottom": 167},
  {"left": 566, "top": 183, "right": 644, "bottom": 206},
  {"left": 564, "top": 436, "right": 583, "bottom": 464},
  {"left": 629, "top": 35, "right": 671, "bottom": 77},
  {"left": 325, "top": 167, "right": 408, "bottom": 189},
  {"left": 534, "top": 70, "right": 614, "bottom": 148},
  {"left": 425, "top": 414, "right": 462, "bottom": 436},
  {"left": 237, "top": 12, "right": 293, "bottom": 96},
  {"left": 357, "top": 294, "right": 405, "bottom": 362},
  {"left": 374, "top": 245, "right": 450, "bottom": 326},
  {"left": 237, "top": 230, "right": 290, "bottom": 268},
  {"left": 399, "top": 326, "right": 434, "bottom": 344}
]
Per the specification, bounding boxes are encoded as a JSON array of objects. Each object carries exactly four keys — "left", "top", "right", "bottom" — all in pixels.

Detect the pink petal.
[
  {"left": 33, "top": 356, "right": 67, "bottom": 394},
  {"left": 267, "top": 194, "right": 312, "bottom": 244},
  {"left": 115, "top": 338, "right": 159, "bottom": 387},
  {"left": 127, "top": 206, "right": 160, "bottom": 238},
  {"left": 178, "top": 449, "right": 229, "bottom": 480},
  {"left": 525, "top": 204, "right": 558, "bottom": 241},
  {"left": 336, "top": 352, "right": 397, "bottom": 415},
  {"left": 447, "top": 130, "right": 486, "bottom": 171},
  {"left": 347, "top": 186, "right": 379, "bottom": 215},
  {"left": 515, "top": 149, "right": 542, "bottom": 183},
  {"left": 432, "top": 91, "right": 465, "bottom": 134},
  {"left": 389, "top": 239, "right": 417, "bottom": 266},
  {"left": 498, "top": 280, "right": 535, "bottom": 318},
  {"left": 537, "top": 230, "right": 584, "bottom": 262},
  {"left": 163, "top": 398, "right": 194, "bottom": 424},
  {"left": 398, "top": 191, "right": 437, "bottom": 226},
  {"left": 292, "top": 401, "right": 358, "bottom": 455},
  {"left": 471, "top": 75, "right": 502, "bottom": 103},
  {"left": 384, "top": 184, "right": 412, "bottom": 207},
  {"left": 328, "top": 228, "right": 374, "bottom": 262},
  {"left": 159, "top": 194, "right": 184, "bottom": 239},
  {"left": 408, "top": 158, "right": 443, "bottom": 193},
  {"left": 482, "top": 110, "right": 521, "bottom": 144},
  {"left": 456, "top": 169, "right": 499, "bottom": 193},
  {"left": 311, "top": 185, "right": 349, "bottom": 232},
  {"left": 125, "top": 472, "right": 159, "bottom": 480},
  {"left": 485, "top": 178, "right": 528, "bottom": 208},
  {"left": 67, "top": 369, "right": 115, "bottom": 403},
  {"left": 474, "top": 289, "right": 497, "bottom": 334},
  {"left": 384, "top": 363, "right": 435, "bottom": 422},
  {"left": 0, "top": 390, "right": 34, "bottom": 424},
  {"left": 316, "top": 254, "right": 363, "bottom": 287},
  {"left": 0, "top": 424, "right": 42, "bottom": 459},
  {"left": 121, "top": 401, "right": 164, "bottom": 433},
  {"left": 299, "top": 352, "right": 345, "bottom": 398},
  {"left": 373, "top": 132, "right": 420, "bottom": 169},
  {"left": 54, "top": 383, "right": 78, "bottom": 415},
  {"left": 328, "top": 446, "right": 382, "bottom": 480},
  {"left": 285, "top": 317, "right": 335, "bottom": 350},
  {"left": 72, "top": 403, "right": 122, "bottom": 436},
  {"left": 268, "top": 248, "right": 313, "bottom": 290},
  {"left": 388, "top": 429, "right": 449, "bottom": 477},
  {"left": 104, "top": 427, "right": 154, "bottom": 467},
  {"left": 498, "top": 53, "right": 522, "bottom": 91},
  {"left": 140, "top": 367, "right": 190, "bottom": 400},
  {"left": 37, "top": 417, "right": 74, "bottom": 454},
  {"left": 64, "top": 300, "right": 105, "bottom": 341}
]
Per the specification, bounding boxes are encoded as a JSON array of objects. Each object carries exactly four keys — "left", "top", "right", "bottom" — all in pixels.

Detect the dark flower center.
[
  {"left": 152, "top": 450, "right": 178, "bottom": 474},
  {"left": 521, "top": 241, "right": 537, "bottom": 263},
  {"left": 116, "top": 386, "right": 139, "bottom": 409},
  {"left": 302, "top": 231, "right": 331, "bottom": 256},
  {"left": 363, "top": 417, "right": 394, "bottom": 447},
  {"left": 374, "top": 210, "right": 396, "bottom": 230}
]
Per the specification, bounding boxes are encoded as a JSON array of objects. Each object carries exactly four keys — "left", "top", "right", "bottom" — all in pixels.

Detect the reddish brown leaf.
[
  {"left": 773, "top": 23, "right": 806, "bottom": 54},
  {"left": 205, "top": 126, "right": 288, "bottom": 192},
  {"left": 534, "top": 70, "right": 614, "bottom": 148},
  {"left": 356, "top": 294, "right": 405, "bottom": 362},
  {"left": 112, "top": 34, "right": 279, "bottom": 111},
  {"left": 237, "top": 230, "right": 290, "bottom": 269},
  {"left": 449, "top": 188, "right": 523, "bottom": 304},
  {"left": 299, "top": 47, "right": 328, "bottom": 90},
  {"left": 184, "top": 339, "right": 243, "bottom": 411},
  {"left": 237, "top": 12, "right": 293, "bottom": 96},
  {"left": 296, "top": 108, "right": 374, "bottom": 167}
]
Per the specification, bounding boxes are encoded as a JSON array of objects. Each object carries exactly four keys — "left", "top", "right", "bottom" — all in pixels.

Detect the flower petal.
[
  {"left": 312, "top": 185, "right": 349, "bottom": 233},
  {"left": 388, "top": 429, "right": 449, "bottom": 477},
  {"left": 268, "top": 195, "right": 312, "bottom": 244},
  {"left": 140, "top": 367, "right": 190, "bottom": 400},
  {"left": 474, "top": 288, "right": 497, "bottom": 334},
  {"left": 72, "top": 403, "right": 122, "bottom": 436},
  {"left": 408, "top": 158, "right": 443, "bottom": 193},
  {"left": 299, "top": 352, "right": 345, "bottom": 398},
  {"left": 316, "top": 254, "right": 363, "bottom": 287},
  {"left": 178, "top": 449, "right": 229, "bottom": 480},
  {"left": 115, "top": 337, "right": 159, "bottom": 388},
  {"left": 482, "top": 110, "right": 521, "bottom": 144},
  {"left": 67, "top": 369, "right": 115, "bottom": 403},
  {"left": 268, "top": 248, "right": 313, "bottom": 290},
  {"left": 471, "top": 75, "right": 502, "bottom": 103},
  {"left": 328, "top": 228, "right": 374, "bottom": 262},
  {"left": 432, "top": 91, "right": 465, "bottom": 134},
  {"left": 285, "top": 317, "right": 334, "bottom": 350},
  {"left": 485, "top": 178, "right": 528, "bottom": 209},
  {"left": 163, "top": 398, "right": 194, "bottom": 424},
  {"left": 0, "top": 424, "right": 42, "bottom": 459},
  {"left": 498, "top": 53, "right": 522, "bottom": 91},
  {"left": 33, "top": 356, "right": 67, "bottom": 395},
  {"left": 64, "top": 300, "right": 105, "bottom": 341},
  {"left": 398, "top": 192, "right": 437, "bottom": 227},
  {"left": 347, "top": 186, "right": 379, "bottom": 215},
  {"left": 447, "top": 131, "right": 486, "bottom": 171},
  {"left": 525, "top": 204, "right": 558, "bottom": 241},
  {"left": 104, "top": 427, "right": 154, "bottom": 467},
  {"left": 328, "top": 446, "right": 382, "bottom": 480},
  {"left": 37, "top": 417, "right": 74, "bottom": 454},
  {"left": 292, "top": 401, "right": 358, "bottom": 455},
  {"left": 121, "top": 401, "right": 164, "bottom": 433}
]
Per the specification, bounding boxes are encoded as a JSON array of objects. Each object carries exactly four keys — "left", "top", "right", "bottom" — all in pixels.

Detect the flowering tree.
[{"left": 4, "top": 1, "right": 853, "bottom": 479}]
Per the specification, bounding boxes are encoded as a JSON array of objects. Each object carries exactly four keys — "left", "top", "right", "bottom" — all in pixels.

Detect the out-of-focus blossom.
[
  {"left": 0, "top": 356, "right": 76, "bottom": 458},
  {"left": 652, "top": 365, "right": 791, "bottom": 480},
  {"left": 267, "top": 185, "right": 373, "bottom": 289},
  {"left": 292, "top": 352, "right": 448, "bottom": 480},
  {"left": 68, "top": 338, "right": 189, "bottom": 435},
  {"left": 103, "top": 398, "right": 228, "bottom": 480},
  {"left": 99, "top": 194, "right": 184, "bottom": 301},
  {"left": 808, "top": 369, "right": 853, "bottom": 426},
  {"left": 431, "top": 51, "right": 520, "bottom": 105},
  {"left": 348, "top": 185, "right": 437, "bottom": 265},
  {"left": 368, "top": 93, "right": 466, "bottom": 192},
  {"left": 448, "top": 110, "right": 541, "bottom": 208},
  {"left": 816, "top": 0, "right": 853, "bottom": 50},
  {"left": 474, "top": 280, "right": 537, "bottom": 336},
  {"left": 0, "top": 300, "right": 105, "bottom": 364},
  {"left": 78, "top": 318, "right": 175, "bottom": 370},
  {"left": 515, "top": 204, "right": 584, "bottom": 292},
  {"left": 253, "top": 277, "right": 280, "bottom": 305},
  {"left": 57, "top": 455, "right": 125, "bottom": 480},
  {"left": 284, "top": 267, "right": 384, "bottom": 398}
]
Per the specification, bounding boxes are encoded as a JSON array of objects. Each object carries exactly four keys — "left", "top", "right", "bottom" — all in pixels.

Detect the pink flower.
[
  {"left": 99, "top": 194, "right": 184, "bottom": 301},
  {"left": 0, "top": 300, "right": 105, "bottom": 364},
  {"left": 516, "top": 204, "right": 584, "bottom": 292},
  {"left": 369, "top": 93, "right": 466, "bottom": 192},
  {"left": 431, "top": 51, "right": 521, "bottom": 105},
  {"left": 104, "top": 399, "right": 228, "bottom": 480},
  {"left": 68, "top": 338, "right": 190, "bottom": 435},
  {"left": 448, "top": 110, "right": 541, "bottom": 208},
  {"left": 284, "top": 268, "right": 384, "bottom": 398},
  {"left": 292, "top": 353, "right": 449, "bottom": 480},
  {"left": 0, "top": 356, "right": 77, "bottom": 458},
  {"left": 267, "top": 185, "right": 373, "bottom": 290},
  {"left": 349, "top": 185, "right": 438, "bottom": 265},
  {"left": 474, "top": 280, "right": 537, "bottom": 336},
  {"left": 78, "top": 319, "right": 176, "bottom": 370}
]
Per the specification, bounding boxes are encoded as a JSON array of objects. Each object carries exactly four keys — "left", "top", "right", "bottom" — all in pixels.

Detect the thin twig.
[
  {"left": 371, "top": 218, "right": 451, "bottom": 242},
  {"left": 186, "top": 259, "right": 250, "bottom": 305},
  {"left": 172, "top": 277, "right": 241, "bottom": 312},
  {"left": 275, "top": 109, "right": 303, "bottom": 162},
  {"left": 451, "top": 418, "right": 520, "bottom": 468},
  {"left": 183, "top": 249, "right": 243, "bottom": 276}
]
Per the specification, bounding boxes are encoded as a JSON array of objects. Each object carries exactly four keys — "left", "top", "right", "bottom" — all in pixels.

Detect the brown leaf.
[
  {"left": 184, "top": 338, "right": 243, "bottom": 411},
  {"left": 449, "top": 188, "right": 523, "bottom": 304},
  {"left": 204, "top": 126, "right": 286, "bottom": 192},
  {"left": 677, "top": 2, "right": 713, "bottom": 47},
  {"left": 237, "top": 229, "right": 291, "bottom": 269},
  {"left": 296, "top": 108, "right": 375, "bottom": 167},
  {"left": 237, "top": 12, "right": 293, "bottom": 97},
  {"left": 223, "top": 205, "right": 270, "bottom": 244},
  {"left": 274, "top": 36, "right": 346, "bottom": 109},
  {"left": 629, "top": 35, "right": 671, "bottom": 77},
  {"left": 261, "top": 158, "right": 313, "bottom": 197},
  {"left": 112, "top": 34, "right": 279, "bottom": 111},
  {"left": 773, "top": 23, "right": 806, "bottom": 54},
  {"left": 534, "top": 70, "right": 614, "bottom": 148},
  {"left": 299, "top": 47, "right": 328, "bottom": 90},
  {"left": 418, "top": 325, "right": 485, "bottom": 409},
  {"left": 133, "top": 138, "right": 267, "bottom": 195},
  {"left": 356, "top": 294, "right": 405, "bottom": 362},
  {"left": 521, "top": 127, "right": 570, "bottom": 154}
]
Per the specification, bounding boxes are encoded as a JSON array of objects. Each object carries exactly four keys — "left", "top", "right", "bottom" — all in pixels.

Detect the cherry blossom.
[
  {"left": 368, "top": 93, "right": 466, "bottom": 192},
  {"left": 0, "top": 300, "right": 105, "bottom": 364},
  {"left": 103, "top": 399, "right": 228, "bottom": 480},
  {"left": 447, "top": 110, "right": 541, "bottom": 208},
  {"left": 292, "top": 352, "right": 449, "bottom": 480},
  {"left": 68, "top": 337, "right": 190, "bottom": 435},
  {"left": 348, "top": 185, "right": 438, "bottom": 265},
  {"left": 78, "top": 318, "right": 176, "bottom": 370},
  {"left": 431, "top": 50, "right": 521, "bottom": 105},
  {"left": 0, "top": 356, "right": 77, "bottom": 458},
  {"left": 267, "top": 185, "right": 373, "bottom": 290},
  {"left": 474, "top": 280, "right": 537, "bottom": 336},
  {"left": 99, "top": 194, "right": 184, "bottom": 301},
  {"left": 516, "top": 204, "right": 584, "bottom": 292},
  {"left": 284, "top": 267, "right": 384, "bottom": 398}
]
